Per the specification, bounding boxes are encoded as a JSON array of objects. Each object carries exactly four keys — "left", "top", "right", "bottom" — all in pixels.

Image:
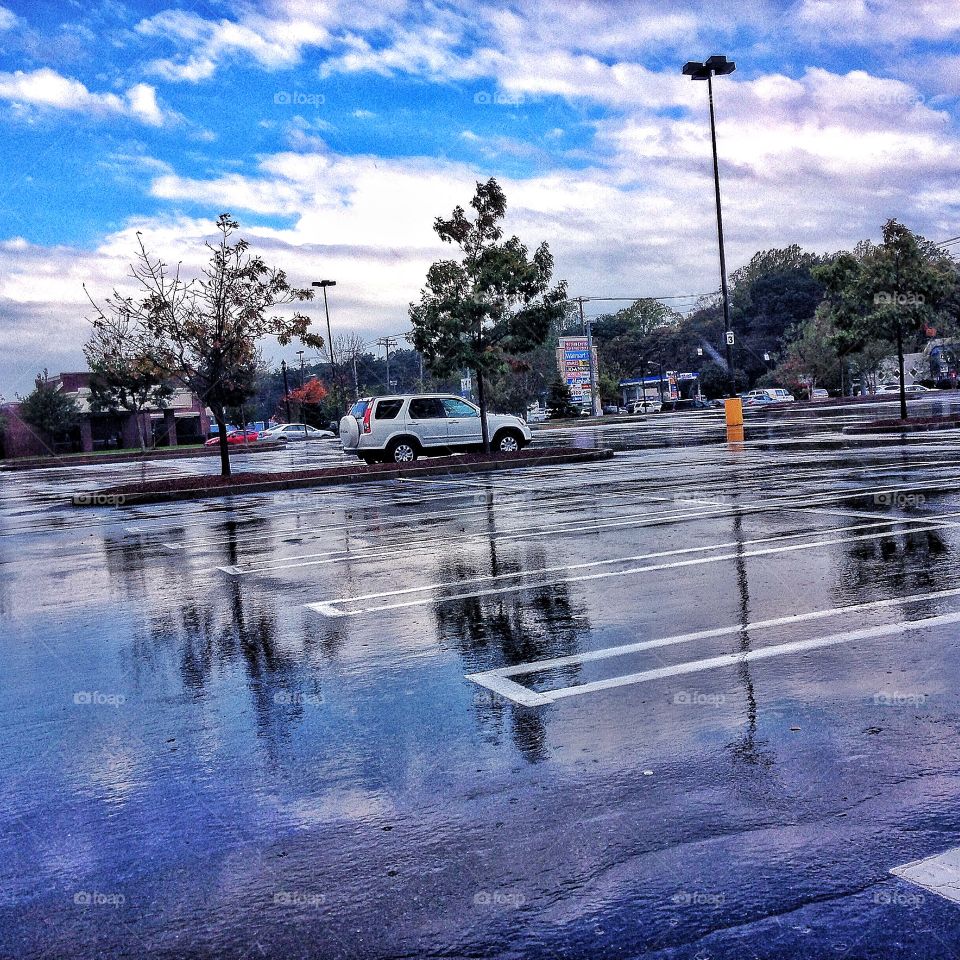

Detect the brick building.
[{"left": 1, "top": 372, "right": 210, "bottom": 459}]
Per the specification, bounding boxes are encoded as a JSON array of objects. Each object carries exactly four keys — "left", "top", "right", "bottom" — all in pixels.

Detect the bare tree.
[{"left": 86, "top": 214, "right": 322, "bottom": 475}]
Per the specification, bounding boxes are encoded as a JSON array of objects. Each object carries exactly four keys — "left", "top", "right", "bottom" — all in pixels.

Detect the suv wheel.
[
  {"left": 386, "top": 438, "right": 418, "bottom": 463},
  {"left": 494, "top": 429, "right": 524, "bottom": 453}
]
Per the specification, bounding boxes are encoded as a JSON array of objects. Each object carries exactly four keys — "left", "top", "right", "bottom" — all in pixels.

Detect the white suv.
[{"left": 340, "top": 395, "right": 532, "bottom": 463}]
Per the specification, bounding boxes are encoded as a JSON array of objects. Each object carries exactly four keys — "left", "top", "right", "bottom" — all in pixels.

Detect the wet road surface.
[{"left": 6, "top": 400, "right": 960, "bottom": 958}]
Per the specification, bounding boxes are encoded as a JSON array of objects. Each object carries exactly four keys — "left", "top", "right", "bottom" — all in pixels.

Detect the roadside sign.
[
  {"left": 725, "top": 331, "right": 735, "bottom": 345},
  {"left": 460, "top": 377, "right": 472, "bottom": 392}
]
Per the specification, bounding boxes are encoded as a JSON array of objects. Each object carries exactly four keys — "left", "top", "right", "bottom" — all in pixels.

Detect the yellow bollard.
[
  {"left": 726, "top": 423, "right": 744, "bottom": 446},
  {"left": 724, "top": 397, "right": 743, "bottom": 427}
]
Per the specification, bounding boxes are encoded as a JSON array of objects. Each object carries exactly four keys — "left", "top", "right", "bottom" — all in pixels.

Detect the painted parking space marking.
[
  {"left": 305, "top": 519, "right": 957, "bottom": 616},
  {"left": 221, "top": 477, "right": 960, "bottom": 577},
  {"left": 468, "top": 603, "right": 960, "bottom": 706},
  {"left": 891, "top": 847, "right": 960, "bottom": 905}
]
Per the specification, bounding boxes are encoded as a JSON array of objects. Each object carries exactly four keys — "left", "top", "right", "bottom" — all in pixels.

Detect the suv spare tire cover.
[{"left": 339, "top": 415, "right": 360, "bottom": 446}]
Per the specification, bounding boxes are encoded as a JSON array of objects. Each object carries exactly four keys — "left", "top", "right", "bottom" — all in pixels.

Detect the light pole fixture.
[
  {"left": 312, "top": 280, "right": 339, "bottom": 412},
  {"left": 683, "top": 54, "right": 737, "bottom": 397}
]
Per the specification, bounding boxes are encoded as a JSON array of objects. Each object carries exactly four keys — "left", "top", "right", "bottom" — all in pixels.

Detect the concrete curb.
[
  {"left": 2, "top": 441, "right": 286, "bottom": 471},
  {"left": 70, "top": 447, "right": 615, "bottom": 507}
]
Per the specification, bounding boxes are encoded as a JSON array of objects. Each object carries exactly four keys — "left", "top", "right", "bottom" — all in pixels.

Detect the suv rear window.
[
  {"left": 349, "top": 400, "right": 370, "bottom": 418},
  {"left": 375, "top": 399, "right": 404, "bottom": 420}
]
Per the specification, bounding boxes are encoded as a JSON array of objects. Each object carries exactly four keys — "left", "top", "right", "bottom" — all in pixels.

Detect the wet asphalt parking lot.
[{"left": 8, "top": 399, "right": 960, "bottom": 958}]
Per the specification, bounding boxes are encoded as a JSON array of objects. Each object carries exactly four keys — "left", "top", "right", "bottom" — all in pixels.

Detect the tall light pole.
[
  {"left": 312, "top": 280, "right": 339, "bottom": 413},
  {"left": 683, "top": 54, "right": 737, "bottom": 398}
]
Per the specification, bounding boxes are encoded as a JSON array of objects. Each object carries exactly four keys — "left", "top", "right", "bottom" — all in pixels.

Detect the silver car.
[
  {"left": 340, "top": 394, "right": 532, "bottom": 463},
  {"left": 259, "top": 423, "right": 335, "bottom": 442}
]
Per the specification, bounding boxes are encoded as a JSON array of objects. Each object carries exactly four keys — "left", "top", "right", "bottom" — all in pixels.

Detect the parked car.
[
  {"left": 340, "top": 394, "right": 531, "bottom": 463},
  {"left": 258, "top": 423, "right": 335, "bottom": 442},
  {"left": 204, "top": 429, "right": 259, "bottom": 447},
  {"left": 743, "top": 388, "right": 795, "bottom": 405},
  {"left": 626, "top": 398, "right": 663, "bottom": 414},
  {"left": 810, "top": 388, "right": 830, "bottom": 400},
  {"left": 525, "top": 405, "right": 549, "bottom": 423}
]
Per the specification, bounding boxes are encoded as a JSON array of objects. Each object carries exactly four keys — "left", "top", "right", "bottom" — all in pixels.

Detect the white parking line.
[
  {"left": 468, "top": 602, "right": 960, "bottom": 705},
  {"left": 305, "top": 519, "right": 956, "bottom": 616},
  {"left": 891, "top": 847, "right": 960, "bottom": 905},
  {"left": 221, "top": 477, "right": 958, "bottom": 577}
]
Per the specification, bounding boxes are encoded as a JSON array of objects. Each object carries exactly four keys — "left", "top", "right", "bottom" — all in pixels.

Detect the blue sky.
[{"left": 2, "top": 0, "right": 960, "bottom": 396}]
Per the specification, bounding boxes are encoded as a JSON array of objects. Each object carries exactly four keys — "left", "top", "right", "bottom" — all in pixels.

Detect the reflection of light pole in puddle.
[{"left": 728, "top": 487, "right": 770, "bottom": 767}]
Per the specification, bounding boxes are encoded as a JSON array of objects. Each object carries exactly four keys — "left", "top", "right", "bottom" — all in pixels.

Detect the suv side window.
[
  {"left": 408, "top": 398, "right": 446, "bottom": 419},
  {"left": 441, "top": 398, "right": 479, "bottom": 418},
  {"left": 375, "top": 399, "right": 404, "bottom": 420}
]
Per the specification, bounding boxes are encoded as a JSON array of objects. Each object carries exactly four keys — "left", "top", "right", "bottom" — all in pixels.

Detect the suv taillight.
[{"left": 362, "top": 406, "right": 372, "bottom": 434}]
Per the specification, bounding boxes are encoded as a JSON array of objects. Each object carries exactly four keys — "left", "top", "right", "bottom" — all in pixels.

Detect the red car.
[{"left": 205, "top": 430, "right": 259, "bottom": 447}]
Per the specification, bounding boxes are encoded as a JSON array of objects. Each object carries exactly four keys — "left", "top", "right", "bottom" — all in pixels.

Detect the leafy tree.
[
  {"left": 82, "top": 305, "right": 173, "bottom": 450},
  {"left": 771, "top": 310, "right": 842, "bottom": 396},
  {"left": 729, "top": 245, "right": 826, "bottom": 383},
  {"left": 286, "top": 378, "right": 330, "bottom": 428},
  {"left": 17, "top": 370, "right": 80, "bottom": 453},
  {"left": 591, "top": 299, "right": 680, "bottom": 383},
  {"left": 546, "top": 376, "right": 577, "bottom": 419},
  {"left": 409, "top": 178, "right": 567, "bottom": 452},
  {"left": 814, "top": 220, "right": 957, "bottom": 418},
  {"left": 86, "top": 214, "right": 322, "bottom": 475}
]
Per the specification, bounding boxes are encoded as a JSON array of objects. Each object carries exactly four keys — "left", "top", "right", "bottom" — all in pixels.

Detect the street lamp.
[
  {"left": 311, "top": 280, "right": 339, "bottom": 413},
  {"left": 683, "top": 54, "right": 737, "bottom": 398}
]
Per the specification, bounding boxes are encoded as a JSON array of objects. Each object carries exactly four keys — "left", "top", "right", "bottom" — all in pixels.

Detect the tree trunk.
[
  {"left": 476, "top": 367, "right": 490, "bottom": 454},
  {"left": 135, "top": 409, "right": 146, "bottom": 452},
  {"left": 896, "top": 325, "right": 907, "bottom": 421},
  {"left": 214, "top": 411, "right": 231, "bottom": 476}
]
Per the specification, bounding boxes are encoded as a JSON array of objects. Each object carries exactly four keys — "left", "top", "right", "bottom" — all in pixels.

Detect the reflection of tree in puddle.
[
  {"left": 840, "top": 528, "right": 950, "bottom": 604},
  {"left": 138, "top": 520, "right": 345, "bottom": 752},
  {"left": 433, "top": 531, "right": 590, "bottom": 763}
]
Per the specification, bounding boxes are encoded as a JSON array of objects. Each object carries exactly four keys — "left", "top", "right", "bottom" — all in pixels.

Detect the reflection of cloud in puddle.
[
  {"left": 270, "top": 789, "right": 394, "bottom": 829},
  {"left": 82, "top": 737, "right": 149, "bottom": 808}
]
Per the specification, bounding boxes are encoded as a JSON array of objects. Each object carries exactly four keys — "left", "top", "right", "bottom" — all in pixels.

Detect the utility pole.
[
  {"left": 281, "top": 360, "right": 292, "bottom": 423},
  {"left": 376, "top": 336, "right": 398, "bottom": 393},
  {"left": 574, "top": 296, "right": 600, "bottom": 416},
  {"left": 297, "top": 350, "right": 305, "bottom": 388}
]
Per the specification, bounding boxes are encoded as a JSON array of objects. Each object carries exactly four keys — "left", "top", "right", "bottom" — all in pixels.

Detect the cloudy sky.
[{"left": 1, "top": 0, "right": 959, "bottom": 397}]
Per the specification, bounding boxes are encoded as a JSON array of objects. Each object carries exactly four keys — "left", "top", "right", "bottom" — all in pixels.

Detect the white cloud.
[
  {"left": 0, "top": 68, "right": 178, "bottom": 126},
  {"left": 794, "top": 0, "right": 960, "bottom": 43},
  {"left": 0, "top": 5, "right": 17, "bottom": 31},
  {"left": 137, "top": 8, "right": 333, "bottom": 82}
]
